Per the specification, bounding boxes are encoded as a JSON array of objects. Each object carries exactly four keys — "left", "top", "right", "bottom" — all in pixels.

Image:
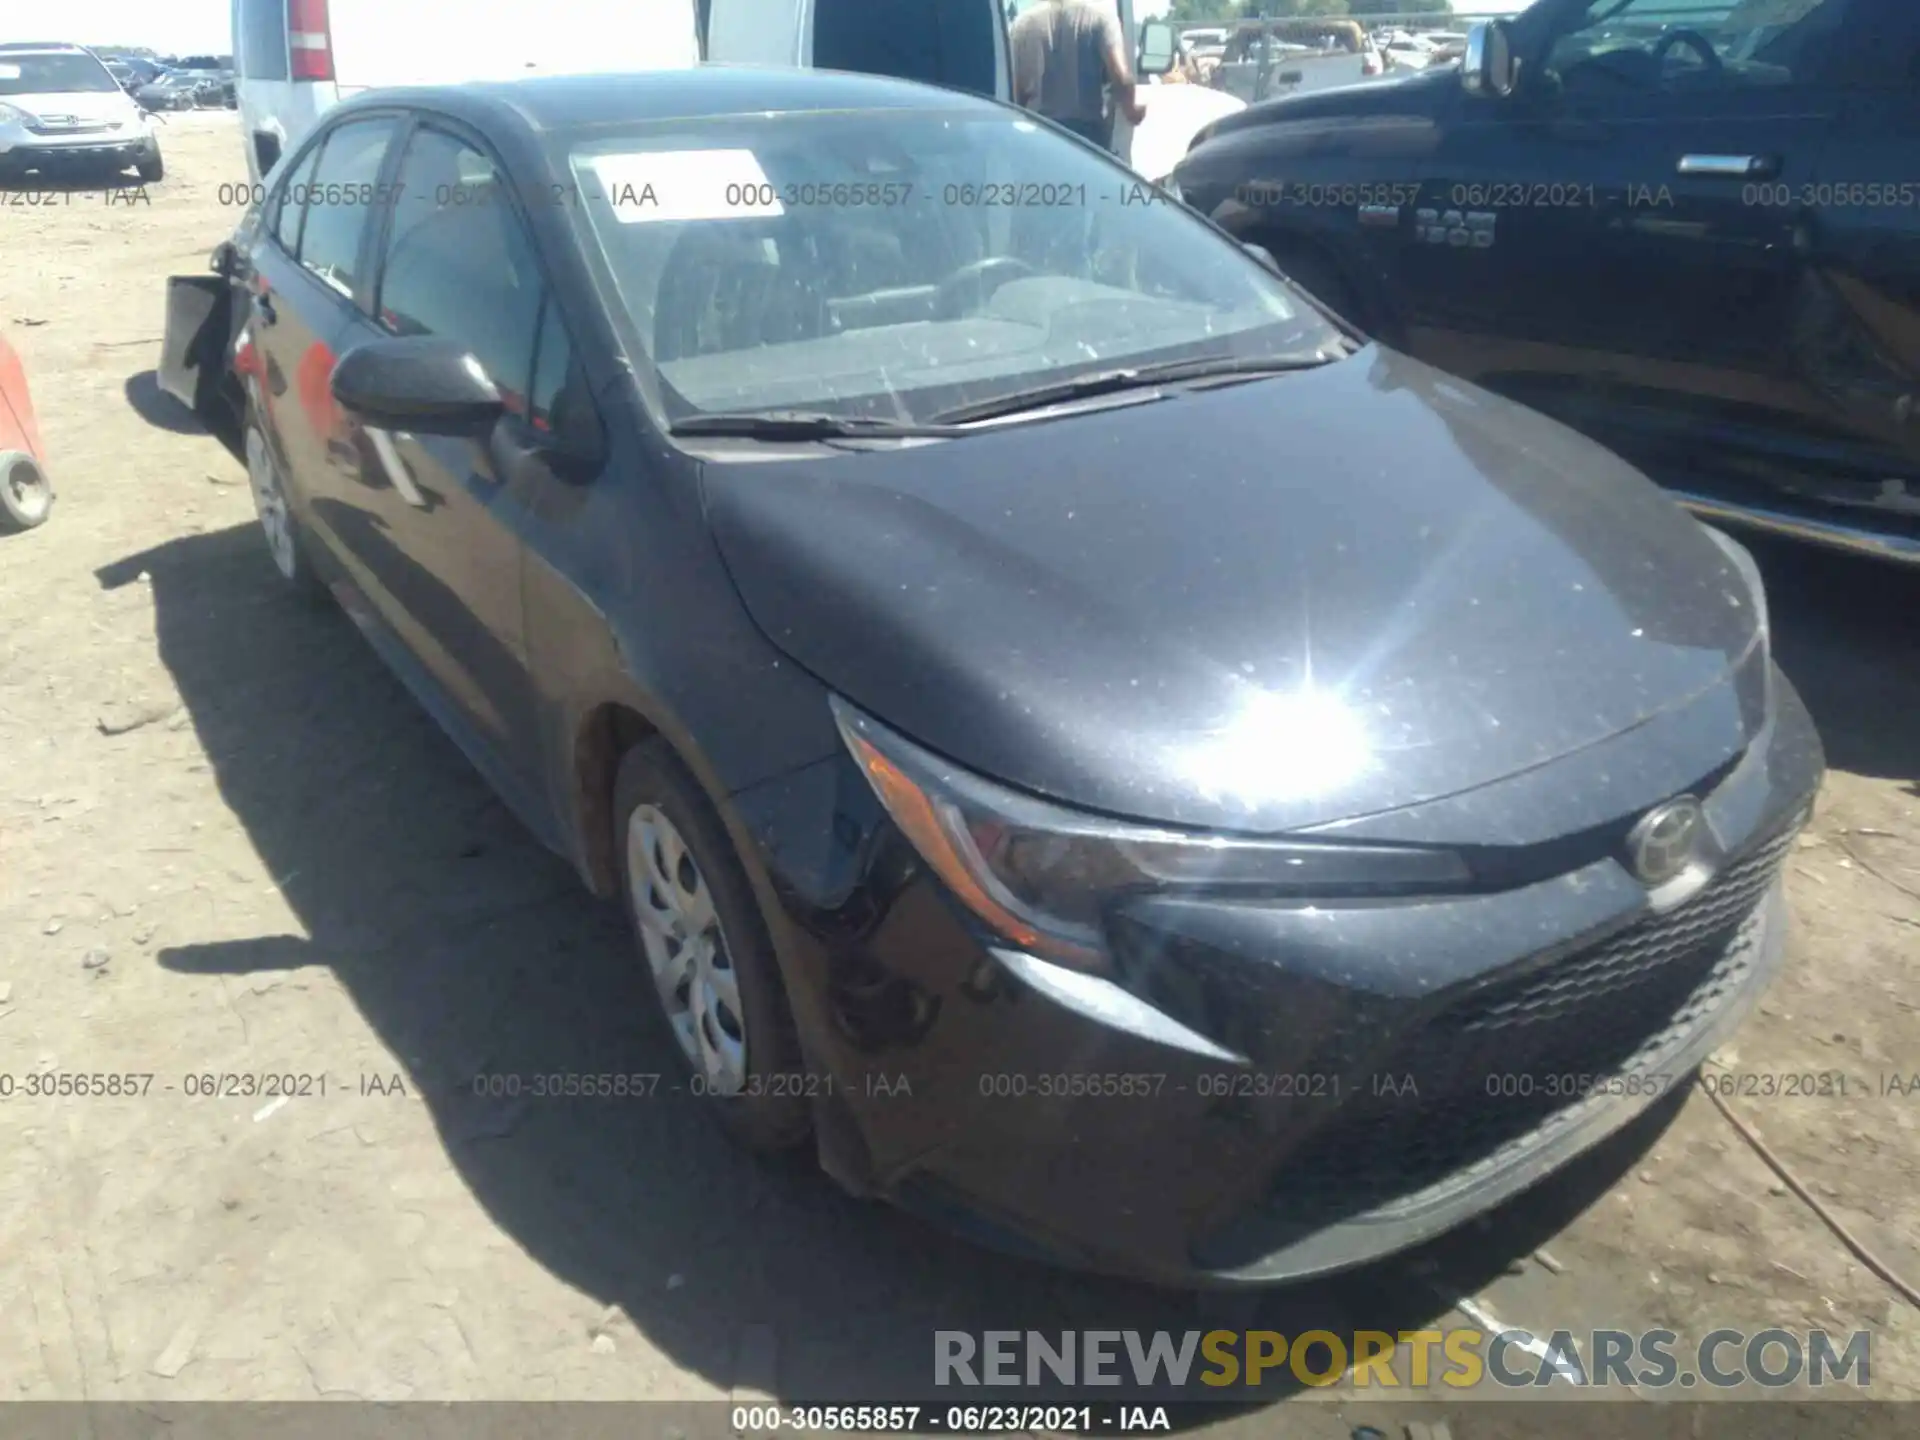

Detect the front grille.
[
  {"left": 1261, "top": 822, "right": 1795, "bottom": 1219},
  {"left": 1445, "top": 821, "right": 1797, "bottom": 1036},
  {"left": 28, "top": 120, "right": 116, "bottom": 135}
]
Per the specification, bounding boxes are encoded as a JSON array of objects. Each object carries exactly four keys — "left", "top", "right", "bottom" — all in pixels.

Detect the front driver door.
[
  {"left": 345, "top": 119, "right": 550, "bottom": 794},
  {"left": 1402, "top": 0, "right": 1854, "bottom": 487}
]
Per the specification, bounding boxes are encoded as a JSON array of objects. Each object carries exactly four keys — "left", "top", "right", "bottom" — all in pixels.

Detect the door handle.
[{"left": 1677, "top": 154, "right": 1779, "bottom": 178}]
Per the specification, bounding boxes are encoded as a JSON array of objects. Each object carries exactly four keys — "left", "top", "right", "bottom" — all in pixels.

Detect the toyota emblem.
[{"left": 1628, "top": 797, "right": 1705, "bottom": 887}]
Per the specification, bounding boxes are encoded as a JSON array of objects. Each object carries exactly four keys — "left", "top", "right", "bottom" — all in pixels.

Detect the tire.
[
  {"left": 136, "top": 150, "right": 164, "bottom": 184},
  {"left": 0, "top": 450, "right": 52, "bottom": 532},
  {"left": 243, "top": 415, "right": 327, "bottom": 602},
  {"left": 614, "top": 738, "right": 812, "bottom": 1153}
]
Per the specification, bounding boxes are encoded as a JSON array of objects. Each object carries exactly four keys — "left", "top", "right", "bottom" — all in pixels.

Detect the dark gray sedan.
[{"left": 159, "top": 67, "right": 1822, "bottom": 1286}]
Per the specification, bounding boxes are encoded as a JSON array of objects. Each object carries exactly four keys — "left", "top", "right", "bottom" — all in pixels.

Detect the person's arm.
[{"left": 1102, "top": 15, "right": 1146, "bottom": 125}]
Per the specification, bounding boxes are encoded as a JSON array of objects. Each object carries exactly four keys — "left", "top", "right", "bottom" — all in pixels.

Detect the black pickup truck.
[{"left": 1172, "top": 0, "right": 1920, "bottom": 565}]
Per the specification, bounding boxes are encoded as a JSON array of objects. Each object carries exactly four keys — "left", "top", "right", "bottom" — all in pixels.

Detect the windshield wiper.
[
  {"left": 927, "top": 352, "right": 1342, "bottom": 427},
  {"left": 670, "top": 410, "right": 964, "bottom": 440}
]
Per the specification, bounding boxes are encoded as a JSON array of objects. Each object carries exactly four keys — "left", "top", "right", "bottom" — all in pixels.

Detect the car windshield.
[
  {"left": 0, "top": 53, "right": 120, "bottom": 95},
  {"left": 568, "top": 107, "right": 1341, "bottom": 426}
]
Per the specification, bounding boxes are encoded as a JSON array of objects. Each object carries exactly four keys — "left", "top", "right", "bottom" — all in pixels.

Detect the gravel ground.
[{"left": 0, "top": 111, "right": 1915, "bottom": 1434}]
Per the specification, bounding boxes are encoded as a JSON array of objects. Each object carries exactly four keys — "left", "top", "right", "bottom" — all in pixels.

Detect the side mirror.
[
  {"left": 1242, "top": 242, "right": 1281, "bottom": 272},
  {"left": 1462, "top": 20, "right": 1517, "bottom": 98},
  {"left": 331, "top": 337, "right": 504, "bottom": 436},
  {"left": 1137, "top": 19, "right": 1178, "bottom": 77}
]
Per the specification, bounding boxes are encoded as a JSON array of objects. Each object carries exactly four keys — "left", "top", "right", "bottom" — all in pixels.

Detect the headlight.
[
  {"left": 1704, "top": 524, "right": 1770, "bottom": 648},
  {"left": 832, "top": 697, "right": 1470, "bottom": 971},
  {"left": 0, "top": 102, "right": 26, "bottom": 125}
]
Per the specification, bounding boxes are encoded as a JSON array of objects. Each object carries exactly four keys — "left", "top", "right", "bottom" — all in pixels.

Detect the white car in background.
[
  {"left": 1130, "top": 78, "right": 1243, "bottom": 189},
  {"left": 0, "top": 42, "right": 164, "bottom": 183},
  {"left": 1379, "top": 31, "right": 1442, "bottom": 70}
]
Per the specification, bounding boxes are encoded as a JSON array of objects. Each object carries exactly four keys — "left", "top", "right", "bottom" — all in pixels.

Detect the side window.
[
  {"left": 528, "top": 296, "right": 575, "bottom": 434},
  {"left": 295, "top": 118, "right": 397, "bottom": 299},
  {"left": 238, "top": 0, "right": 289, "bottom": 81},
  {"left": 269, "top": 141, "right": 321, "bottom": 252},
  {"left": 1545, "top": 0, "right": 1857, "bottom": 93},
  {"left": 375, "top": 126, "right": 545, "bottom": 412}
]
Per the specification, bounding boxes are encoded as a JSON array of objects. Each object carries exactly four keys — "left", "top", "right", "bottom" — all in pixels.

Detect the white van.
[
  {"left": 233, "top": 0, "right": 1222, "bottom": 187},
  {"left": 231, "top": 0, "right": 702, "bottom": 184}
]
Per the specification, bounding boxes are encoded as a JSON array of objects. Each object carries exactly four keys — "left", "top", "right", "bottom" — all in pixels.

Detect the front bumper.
[
  {"left": 0, "top": 131, "right": 156, "bottom": 173},
  {"left": 736, "top": 665, "right": 1823, "bottom": 1286}
]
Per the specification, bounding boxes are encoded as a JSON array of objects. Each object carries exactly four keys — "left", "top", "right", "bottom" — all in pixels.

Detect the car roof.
[
  {"left": 337, "top": 66, "right": 1006, "bottom": 141},
  {"left": 0, "top": 42, "right": 94, "bottom": 53}
]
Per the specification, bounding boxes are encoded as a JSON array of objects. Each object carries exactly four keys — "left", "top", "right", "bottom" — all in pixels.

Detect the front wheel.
[
  {"left": 136, "top": 150, "right": 164, "bottom": 183},
  {"left": 615, "top": 740, "right": 812, "bottom": 1153}
]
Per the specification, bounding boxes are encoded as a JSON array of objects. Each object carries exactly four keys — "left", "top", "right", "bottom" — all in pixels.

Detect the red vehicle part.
[{"left": 0, "top": 332, "right": 53, "bottom": 532}]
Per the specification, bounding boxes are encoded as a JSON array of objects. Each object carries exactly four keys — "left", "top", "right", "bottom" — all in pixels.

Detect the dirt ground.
[{"left": 1, "top": 114, "right": 1917, "bottom": 1432}]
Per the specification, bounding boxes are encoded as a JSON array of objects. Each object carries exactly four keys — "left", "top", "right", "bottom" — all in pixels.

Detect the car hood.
[
  {"left": 1188, "top": 66, "right": 1453, "bottom": 151},
  {"left": 0, "top": 89, "right": 140, "bottom": 125},
  {"left": 703, "top": 346, "right": 1763, "bottom": 834}
]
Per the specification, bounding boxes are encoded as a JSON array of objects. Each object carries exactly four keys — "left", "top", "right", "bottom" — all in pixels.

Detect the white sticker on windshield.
[
  {"left": 589, "top": 149, "right": 785, "bottom": 224},
  {"left": 0, "top": 64, "right": 21, "bottom": 79}
]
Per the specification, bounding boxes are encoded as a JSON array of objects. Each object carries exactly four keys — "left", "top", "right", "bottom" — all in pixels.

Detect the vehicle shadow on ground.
[
  {"left": 1745, "top": 534, "right": 1920, "bottom": 792},
  {"left": 100, "top": 522, "right": 1687, "bottom": 1414},
  {"left": 123, "top": 369, "right": 211, "bottom": 437}
]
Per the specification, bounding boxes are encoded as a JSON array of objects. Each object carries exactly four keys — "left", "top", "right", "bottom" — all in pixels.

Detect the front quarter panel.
[{"left": 517, "top": 390, "right": 841, "bottom": 893}]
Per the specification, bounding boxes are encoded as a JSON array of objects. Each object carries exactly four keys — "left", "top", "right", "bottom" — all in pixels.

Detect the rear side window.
[
  {"left": 375, "top": 126, "right": 545, "bottom": 411},
  {"left": 269, "top": 141, "right": 321, "bottom": 251},
  {"left": 294, "top": 117, "right": 398, "bottom": 298},
  {"left": 238, "top": 0, "right": 290, "bottom": 81}
]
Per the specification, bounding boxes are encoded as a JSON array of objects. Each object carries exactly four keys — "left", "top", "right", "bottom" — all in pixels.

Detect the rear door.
[
  {"left": 1399, "top": 0, "right": 1854, "bottom": 484},
  {"left": 244, "top": 117, "right": 399, "bottom": 567}
]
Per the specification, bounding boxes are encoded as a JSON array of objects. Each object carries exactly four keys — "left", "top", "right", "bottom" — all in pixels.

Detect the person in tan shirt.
[{"left": 1009, "top": 0, "right": 1146, "bottom": 154}]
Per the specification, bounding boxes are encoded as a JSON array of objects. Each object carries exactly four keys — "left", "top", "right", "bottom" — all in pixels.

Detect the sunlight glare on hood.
[{"left": 1183, "top": 681, "right": 1373, "bottom": 808}]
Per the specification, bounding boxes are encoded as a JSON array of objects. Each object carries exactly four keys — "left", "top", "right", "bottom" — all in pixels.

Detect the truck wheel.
[{"left": 0, "top": 451, "right": 52, "bottom": 532}]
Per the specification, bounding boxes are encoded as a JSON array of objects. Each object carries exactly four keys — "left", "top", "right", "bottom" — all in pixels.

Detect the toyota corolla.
[{"left": 159, "top": 67, "right": 1824, "bottom": 1286}]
